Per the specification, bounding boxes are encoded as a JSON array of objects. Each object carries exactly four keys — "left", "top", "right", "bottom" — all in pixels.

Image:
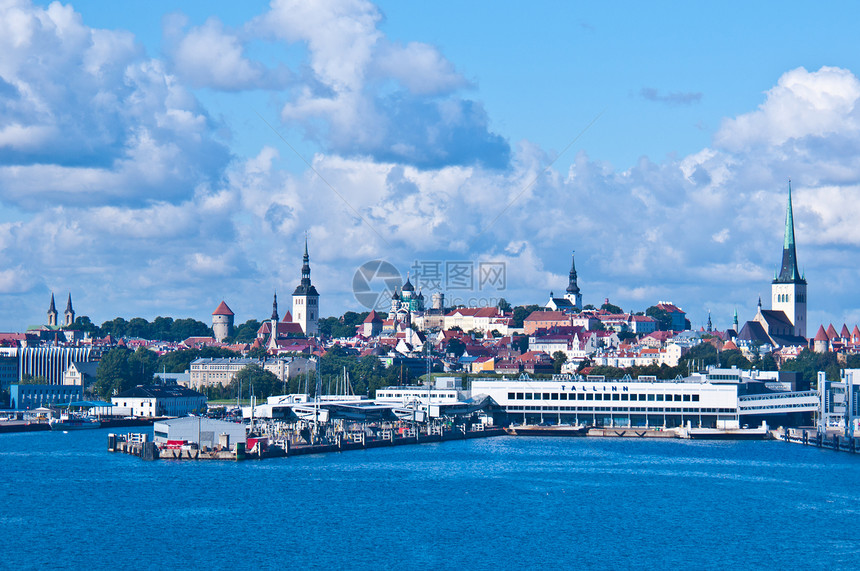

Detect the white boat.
[{"left": 49, "top": 414, "right": 101, "bottom": 430}]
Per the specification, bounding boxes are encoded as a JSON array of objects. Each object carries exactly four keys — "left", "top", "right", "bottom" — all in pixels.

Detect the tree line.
[{"left": 90, "top": 344, "right": 419, "bottom": 401}]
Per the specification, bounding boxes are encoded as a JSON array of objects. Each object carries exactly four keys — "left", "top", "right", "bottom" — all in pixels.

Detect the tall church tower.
[
  {"left": 47, "top": 293, "right": 58, "bottom": 327},
  {"left": 771, "top": 182, "right": 807, "bottom": 338},
  {"left": 292, "top": 236, "right": 319, "bottom": 336},
  {"left": 564, "top": 251, "right": 583, "bottom": 310},
  {"left": 64, "top": 293, "right": 75, "bottom": 327}
]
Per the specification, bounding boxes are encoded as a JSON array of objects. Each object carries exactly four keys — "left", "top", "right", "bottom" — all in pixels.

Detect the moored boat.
[
  {"left": 504, "top": 424, "right": 588, "bottom": 437},
  {"left": 49, "top": 415, "right": 101, "bottom": 430}
]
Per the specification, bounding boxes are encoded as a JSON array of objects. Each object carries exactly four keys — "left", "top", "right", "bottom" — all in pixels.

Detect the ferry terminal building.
[{"left": 470, "top": 369, "right": 817, "bottom": 429}]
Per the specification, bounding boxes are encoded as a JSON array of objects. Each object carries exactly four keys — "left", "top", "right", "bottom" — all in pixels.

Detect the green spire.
[
  {"left": 784, "top": 180, "right": 795, "bottom": 251},
  {"left": 775, "top": 180, "right": 805, "bottom": 284}
]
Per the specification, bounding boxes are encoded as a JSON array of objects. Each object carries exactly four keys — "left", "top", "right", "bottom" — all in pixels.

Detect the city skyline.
[{"left": 3, "top": 1, "right": 860, "bottom": 331}]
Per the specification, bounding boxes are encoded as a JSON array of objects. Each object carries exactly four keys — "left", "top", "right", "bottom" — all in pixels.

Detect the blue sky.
[{"left": 3, "top": 0, "right": 860, "bottom": 334}]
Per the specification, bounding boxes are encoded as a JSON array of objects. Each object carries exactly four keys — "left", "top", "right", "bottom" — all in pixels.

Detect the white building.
[
  {"left": 471, "top": 375, "right": 741, "bottom": 429},
  {"left": 188, "top": 357, "right": 315, "bottom": 389},
  {"left": 111, "top": 383, "right": 206, "bottom": 417},
  {"left": 153, "top": 417, "right": 246, "bottom": 449}
]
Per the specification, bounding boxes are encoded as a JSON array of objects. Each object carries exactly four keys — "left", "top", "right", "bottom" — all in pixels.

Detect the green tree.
[
  {"left": 679, "top": 342, "right": 718, "bottom": 371},
  {"left": 232, "top": 319, "right": 262, "bottom": 343},
  {"left": 169, "top": 318, "right": 212, "bottom": 341},
  {"left": 248, "top": 345, "right": 268, "bottom": 359},
  {"left": 20, "top": 375, "right": 48, "bottom": 385},
  {"left": 100, "top": 317, "right": 129, "bottom": 338},
  {"left": 511, "top": 304, "right": 542, "bottom": 328},
  {"left": 155, "top": 347, "right": 238, "bottom": 374},
  {"left": 511, "top": 335, "right": 529, "bottom": 353},
  {"left": 645, "top": 306, "right": 673, "bottom": 331},
  {"left": 231, "top": 364, "right": 281, "bottom": 400},
  {"left": 128, "top": 347, "right": 157, "bottom": 385},
  {"left": 68, "top": 315, "right": 99, "bottom": 336},
  {"left": 94, "top": 347, "right": 132, "bottom": 398},
  {"left": 126, "top": 317, "right": 151, "bottom": 338},
  {"left": 781, "top": 349, "right": 840, "bottom": 387},
  {"left": 151, "top": 316, "right": 174, "bottom": 340},
  {"left": 445, "top": 338, "right": 466, "bottom": 359},
  {"left": 720, "top": 348, "right": 751, "bottom": 369},
  {"left": 497, "top": 298, "right": 512, "bottom": 312},
  {"left": 601, "top": 302, "right": 623, "bottom": 314},
  {"left": 552, "top": 351, "right": 568, "bottom": 374}
]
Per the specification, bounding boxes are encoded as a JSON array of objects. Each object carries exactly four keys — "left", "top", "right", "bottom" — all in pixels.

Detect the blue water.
[{"left": 2, "top": 430, "right": 859, "bottom": 570}]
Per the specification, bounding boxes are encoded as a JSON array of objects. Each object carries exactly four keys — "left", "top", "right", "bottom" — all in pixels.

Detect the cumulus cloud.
[
  {"left": 3, "top": 0, "right": 860, "bottom": 333},
  {"left": 0, "top": 0, "right": 230, "bottom": 209},
  {"left": 247, "top": 0, "right": 509, "bottom": 169},
  {"left": 715, "top": 66, "right": 860, "bottom": 151},
  {"left": 163, "top": 14, "right": 290, "bottom": 91}
]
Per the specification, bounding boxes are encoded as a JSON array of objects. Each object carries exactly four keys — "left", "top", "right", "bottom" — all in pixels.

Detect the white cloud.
[
  {"left": 374, "top": 41, "right": 469, "bottom": 95},
  {"left": 164, "top": 14, "right": 289, "bottom": 91},
  {"left": 3, "top": 0, "right": 860, "bottom": 335},
  {"left": 715, "top": 66, "right": 860, "bottom": 151},
  {"left": 0, "top": 0, "right": 230, "bottom": 209}
]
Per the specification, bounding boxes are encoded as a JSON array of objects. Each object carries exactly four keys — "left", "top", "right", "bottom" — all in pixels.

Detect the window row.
[{"left": 507, "top": 392, "right": 700, "bottom": 402}]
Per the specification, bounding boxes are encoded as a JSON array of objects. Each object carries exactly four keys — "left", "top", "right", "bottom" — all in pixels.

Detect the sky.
[{"left": 3, "top": 0, "right": 860, "bottom": 333}]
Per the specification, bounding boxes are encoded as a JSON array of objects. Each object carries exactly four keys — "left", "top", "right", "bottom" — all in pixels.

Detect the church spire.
[
  {"left": 271, "top": 292, "right": 279, "bottom": 321},
  {"left": 300, "top": 233, "right": 311, "bottom": 288},
  {"left": 566, "top": 251, "right": 580, "bottom": 296},
  {"left": 775, "top": 181, "right": 805, "bottom": 284},
  {"left": 47, "top": 293, "right": 58, "bottom": 327}
]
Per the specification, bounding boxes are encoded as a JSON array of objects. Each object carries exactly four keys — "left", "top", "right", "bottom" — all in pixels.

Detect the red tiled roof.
[
  {"left": 841, "top": 324, "right": 851, "bottom": 339},
  {"left": 524, "top": 311, "right": 569, "bottom": 322},
  {"left": 657, "top": 302, "right": 684, "bottom": 314},
  {"left": 814, "top": 326, "right": 829, "bottom": 342},
  {"left": 212, "top": 301, "right": 234, "bottom": 316},
  {"left": 281, "top": 311, "right": 293, "bottom": 323},
  {"left": 364, "top": 310, "right": 382, "bottom": 323},
  {"left": 826, "top": 323, "right": 839, "bottom": 340}
]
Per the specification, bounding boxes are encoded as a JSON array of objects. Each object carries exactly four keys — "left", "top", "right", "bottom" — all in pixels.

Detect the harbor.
[{"left": 109, "top": 415, "right": 506, "bottom": 461}]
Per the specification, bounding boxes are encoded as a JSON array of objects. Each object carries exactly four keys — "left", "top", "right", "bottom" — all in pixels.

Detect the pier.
[
  {"left": 109, "top": 423, "right": 506, "bottom": 461},
  {"left": 778, "top": 427, "right": 860, "bottom": 453}
]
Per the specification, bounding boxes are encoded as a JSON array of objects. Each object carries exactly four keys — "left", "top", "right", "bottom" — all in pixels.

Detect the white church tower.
[
  {"left": 292, "top": 236, "right": 319, "bottom": 337},
  {"left": 771, "top": 182, "right": 807, "bottom": 338}
]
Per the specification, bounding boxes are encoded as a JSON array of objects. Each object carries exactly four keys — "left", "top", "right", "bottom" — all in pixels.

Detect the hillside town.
[{"left": 1, "top": 186, "right": 858, "bottom": 419}]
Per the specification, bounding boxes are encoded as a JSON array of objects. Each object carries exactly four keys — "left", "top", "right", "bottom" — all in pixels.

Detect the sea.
[{"left": 1, "top": 429, "right": 859, "bottom": 570}]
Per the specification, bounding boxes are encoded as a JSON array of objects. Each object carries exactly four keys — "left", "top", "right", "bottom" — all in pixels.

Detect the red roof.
[
  {"left": 826, "top": 323, "right": 839, "bottom": 340},
  {"left": 281, "top": 311, "right": 293, "bottom": 323},
  {"left": 364, "top": 310, "right": 382, "bottom": 323},
  {"left": 524, "top": 311, "right": 570, "bottom": 322},
  {"left": 841, "top": 324, "right": 851, "bottom": 339},
  {"left": 656, "top": 302, "right": 684, "bottom": 314},
  {"left": 814, "top": 325, "right": 829, "bottom": 342},
  {"left": 212, "top": 301, "right": 234, "bottom": 316}
]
